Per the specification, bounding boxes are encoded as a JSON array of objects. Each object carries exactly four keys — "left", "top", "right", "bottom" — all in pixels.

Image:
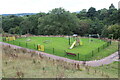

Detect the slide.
[
  {"left": 80, "top": 40, "right": 83, "bottom": 45},
  {"left": 69, "top": 41, "right": 76, "bottom": 49}
]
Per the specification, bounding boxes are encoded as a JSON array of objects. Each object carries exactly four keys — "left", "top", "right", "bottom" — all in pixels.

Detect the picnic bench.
[{"left": 66, "top": 52, "right": 76, "bottom": 56}]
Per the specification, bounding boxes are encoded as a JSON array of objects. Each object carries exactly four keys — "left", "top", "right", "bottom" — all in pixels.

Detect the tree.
[
  {"left": 87, "top": 7, "right": 96, "bottom": 20},
  {"left": 2, "top": 15, "right": 23, "bottom": 33},
  {"left": 107, "top": 24, "right": 120, "bottom": 39},
  {"left": 77, "top": 9, "right": 87, "bottom": 19},
  {"left": 37, "top": 8, "right": 79, "bottom": 35},
  {"left": 9, "top": 26, "right": 20, "bottom": 34},
  {"left": 118, "top": 9, "right": 120, "bottom": 25},
  {"left": 104, "top": 4, "right": 117, "bottom": 25},
  {"left": 75, "top": 19, "right": 92, "bottom": 36},
  {"left": 109, "top": 4, "right": 115, "bottom": 9},
  {"left": 20, "top": 19, "right": 33, "bottom": 34},
  {"left": 98, "top": 8, "right": 108, "bottom": 20}
]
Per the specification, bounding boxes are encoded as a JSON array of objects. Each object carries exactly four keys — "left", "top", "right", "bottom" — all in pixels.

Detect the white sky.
[{"left": 0, "top": 0, "right": 119, "bottom": 14}]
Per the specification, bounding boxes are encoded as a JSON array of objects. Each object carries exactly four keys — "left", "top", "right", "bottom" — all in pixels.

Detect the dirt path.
[{"left": 0, "top": 42, "right": 119, "bottom": 67}]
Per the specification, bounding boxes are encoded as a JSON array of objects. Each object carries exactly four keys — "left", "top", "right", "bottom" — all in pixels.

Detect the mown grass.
[
  {"left": 3, "top": 37, "right": 118, "bottom": 61},
  {"left": 91, "top": 41, "right": 118, "bottom": 60}
]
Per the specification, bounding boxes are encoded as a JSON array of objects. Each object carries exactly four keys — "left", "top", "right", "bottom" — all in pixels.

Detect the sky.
[{"left": 0, "top": 0, "right": 119, "bottom": 14}]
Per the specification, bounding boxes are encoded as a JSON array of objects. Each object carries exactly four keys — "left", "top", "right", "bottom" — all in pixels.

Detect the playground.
[{"left": 2, "top": 36, "right": 118, "bottom": 61}]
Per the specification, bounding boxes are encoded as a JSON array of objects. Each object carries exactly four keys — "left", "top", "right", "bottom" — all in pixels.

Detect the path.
[
  {"left": 0, "top": 42, "right": 119, "bottom": 67},
  {"left": 86, "top": 52, "right": 119, "bottom": 66}
]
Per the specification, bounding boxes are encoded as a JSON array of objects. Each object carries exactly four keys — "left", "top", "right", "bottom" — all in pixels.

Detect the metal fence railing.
[{"left": 2, "top": 37, "right": 112, "bottom": 61}]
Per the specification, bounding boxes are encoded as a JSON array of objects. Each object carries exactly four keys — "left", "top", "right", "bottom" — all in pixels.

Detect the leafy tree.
[
  {"left": 118, "top": 9, "right": 120, "bottom": 25},
  {"left": 37, "top": 8, "right": 79, "bottom": 35},
  {"left": 107, "top": 24, "right": 120, "bottom": 39},
  {"left": 2, "top": 15, "right": 23, "bottom": 33},
  {"left": 87, "top": 7, "right": 96, "bottom": 20},
  {"left": 75, "top": 19, "right": 92, "bottom": 36},
  {"left": 20, "top": 18, "right": 33, "bottom": 34},
  {"left": 2, "top": 5, "right": 119, "bottom": 39},
  {"left": 109, "top": 3, "right": 115, "bottom": 9},
  {"left": 77, "top": 9, "right": 87, "bottom": 19},
  {"left": 9, "top": 26, "right": 20, "bottom": 34},
  {"left": 98, "top": 8, "right": 108, "bottom": 20}
]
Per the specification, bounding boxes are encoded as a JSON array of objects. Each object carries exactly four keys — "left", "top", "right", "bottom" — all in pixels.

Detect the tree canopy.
[{"left": 2, "top": 4, "right": 120, "bottom": 39}]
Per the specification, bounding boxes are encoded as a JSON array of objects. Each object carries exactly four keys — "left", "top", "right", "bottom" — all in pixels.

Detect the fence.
[
  {"left": 2, "top": 37, "right": 112, "bottom": 61},
  {"left": 84, "top": 41, "right": 111, "bottom": 61}
]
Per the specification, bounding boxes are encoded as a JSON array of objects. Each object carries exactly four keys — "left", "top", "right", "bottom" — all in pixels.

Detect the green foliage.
[
  {"left": 2, "top": 15, "right": 23, "bottom": 33},
  {"left": 87, "top": 7, "right": 96, "bottom": 20},
  {"left": 2, "top": 4, "right": 119, "bottom": 39},
  {"left": 107, "top": 24, "right": 120, "bottom": 39},
  {"left": 37, "top": 8, "right": 79, "bottom": 35},
  {"left": 75, "top": 19, "right": 92, "bottom": 36},
  {"left": 9, "top": 26, "right": 20, "bottom": 34},
  {"left": 77, "top": 9, "right": 87, "bottom": 19}
]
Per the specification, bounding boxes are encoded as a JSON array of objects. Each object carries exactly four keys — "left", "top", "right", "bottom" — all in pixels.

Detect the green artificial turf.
[{"left": 3, "top": 37, "right": 118, "bottom": 61}]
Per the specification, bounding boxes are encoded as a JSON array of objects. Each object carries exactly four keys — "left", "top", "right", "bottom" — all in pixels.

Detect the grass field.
[
  {"left": 92, "top": 61, "right": 119, "bottom": 78},
  {"left": 2, "top": 48, "right": 119, "bottom": 78},
  {"left": 3, "top": 37, "right": 118, "bottom": 61}
]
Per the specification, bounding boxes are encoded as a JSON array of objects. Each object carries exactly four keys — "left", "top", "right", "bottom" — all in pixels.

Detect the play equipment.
[
  {"left": 5, "top": 36, "right": 16, "bottom": 41},
  {"left": 69, "top": 34, "right": 83, "bottom": 49},
  {"left": 80, "top": 40, "right": 83, "bottom": 45},
  {"left": 66, "top": 52, "right": 76, "bottom": 56},
  {"left": 70, "top": 41, "right": 76, "bottom": 49},
  {"left": 41, "top": 45, "right": 44, "bottom": 51},
  {"left": 37, "top": 44, "right": 41, "bottom": 51},
  {"left": 37, "top": 44, "right": 44, "bottom": 51}
]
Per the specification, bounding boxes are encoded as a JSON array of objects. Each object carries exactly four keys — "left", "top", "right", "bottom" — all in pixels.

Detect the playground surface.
[
  {"left": 2, "top": 36, "right": 118, "bottom": 61},
  {"left": 1, "top": 37, "right": 118, "bottom": 61}
]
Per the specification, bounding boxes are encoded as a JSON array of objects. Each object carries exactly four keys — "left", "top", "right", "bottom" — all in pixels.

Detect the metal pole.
[
  {"left": 69, "top": 37, "right": 70, "bottom": 45},
  {"left": 34, "top": 43, "right": 35, "bottom": 49},
  {"left": 26, "top": 42, "right": 27, "bottom": 48}
]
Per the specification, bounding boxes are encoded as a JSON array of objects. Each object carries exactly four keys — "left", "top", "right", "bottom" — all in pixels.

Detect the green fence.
[{"left": 2, "top": 37, "right": 111, "bottom": 61}]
